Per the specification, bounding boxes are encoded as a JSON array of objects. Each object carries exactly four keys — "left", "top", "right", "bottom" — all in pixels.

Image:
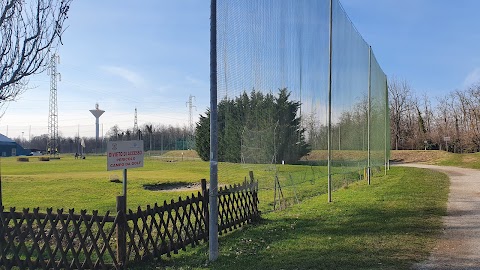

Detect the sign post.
[
  {"left": 107, "top": 140, "right": 144, "bottom": 203},
  {"left": 443, "top": 136, "right": 450, "bottom": 152}
]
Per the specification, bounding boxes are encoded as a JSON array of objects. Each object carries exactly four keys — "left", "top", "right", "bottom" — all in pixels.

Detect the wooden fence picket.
[{"left": 0, "top": 178, "right": 259, "bottom": 269}]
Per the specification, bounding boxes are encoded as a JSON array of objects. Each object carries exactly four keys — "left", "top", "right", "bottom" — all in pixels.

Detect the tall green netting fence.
[
  {"left": 200, "top": 0, "right": 389, "bottom": 212},
  {"left": 330, "top": 0, "right": 370, "bottom": 189},
  {"left": 370, "top": 52, "right": 389, "bottom": 173}
]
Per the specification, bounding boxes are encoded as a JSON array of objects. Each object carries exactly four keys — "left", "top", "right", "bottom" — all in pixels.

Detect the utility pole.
[{"left": 47, "top": 54, "right": 60, "bottom": 159}]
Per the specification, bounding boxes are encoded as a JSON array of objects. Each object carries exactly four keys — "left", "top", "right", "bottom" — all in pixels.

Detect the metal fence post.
[
  {"left": 367, "top": 46, "right": 372, "bottom": 185},
  {"left": 209, "top": 0, "right": 219, "bottom": 261},
  {"left": 327, "top": 0, "right": 333, "bottom": 203}
]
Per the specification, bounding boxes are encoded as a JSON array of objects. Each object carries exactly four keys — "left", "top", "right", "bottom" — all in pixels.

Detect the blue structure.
[{"left": 0, "top": 134, "right": 30, "bottom": 156}]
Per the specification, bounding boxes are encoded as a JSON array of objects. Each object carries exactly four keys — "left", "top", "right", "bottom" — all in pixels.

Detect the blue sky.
[
  {"left": 2, "top": 1, "right": 211, "bottom": 139},
  {"left": 2, "top": 0, "right": 480, "bottom": 139},
  {"left": 342, "top": 0, "right": 480, "bottom": 93}
]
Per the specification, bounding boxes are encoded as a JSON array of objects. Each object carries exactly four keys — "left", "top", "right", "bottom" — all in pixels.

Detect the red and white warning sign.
[{"left": 107, "top": 140, "right": 144, "bottom": 171}]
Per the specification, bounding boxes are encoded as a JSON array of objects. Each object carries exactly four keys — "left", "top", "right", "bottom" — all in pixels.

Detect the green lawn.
[
  {"left": 2, "top": 153, "right": 450, "bottom": 269},
  {"left": 391, "top": 149, "right": 480, "bottom": 170},
  {"left": 133, "top": 166, "right": 449, "bottom": 270},
  {"left": 2, "top": 154, "right": 221, "bottom": 212},
  {"left": 435, "top": 151, "right": 480, "bottom": 169},
  {"left": 2, "top": 152, "right": 371, "bottom": 213},
  {"left": 1, "top": 154, "right": 333, "bottom": 213}
]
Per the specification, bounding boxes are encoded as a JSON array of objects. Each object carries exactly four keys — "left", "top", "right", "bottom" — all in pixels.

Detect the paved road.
[{"left": 396, "top": 164, "right": 480, "bottom": 270}]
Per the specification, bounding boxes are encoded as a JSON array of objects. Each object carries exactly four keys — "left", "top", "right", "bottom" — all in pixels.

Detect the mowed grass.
[
  {"left": 1, "top": 152, "right": 331, "bottom": 213},
  {"left": 2, "top": 152, "right": 449, "bottom": 269},
  {"left": 134, "top": 166, "right": 449, "bottom": 270},
  {"left": 391, "top": 150, "right": 480, "bottom": 169},
  {"left": 2, "top": 154, "right": 211, "bottom": 212},
  {"left": 435, "top": 151, "right": 480, "bottom": 169}
]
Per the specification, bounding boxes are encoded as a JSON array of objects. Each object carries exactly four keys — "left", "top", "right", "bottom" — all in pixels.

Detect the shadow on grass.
[
  {"left": 131, "top": 167, "right": 448, "bottom": 270},
  {"left": 132, "top": 206, "right": 443, "bottom": 270}
]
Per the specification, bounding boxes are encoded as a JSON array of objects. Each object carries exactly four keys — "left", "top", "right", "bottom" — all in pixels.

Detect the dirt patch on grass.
[
  {"left": 151, "top": 150, "right": 202, "bottom": 162},
  {"left": 143, "top": 182, "right": 202, "bottom": 192},
  {"left": 162, "top": 150, "right": 199, "bottom": 159}
]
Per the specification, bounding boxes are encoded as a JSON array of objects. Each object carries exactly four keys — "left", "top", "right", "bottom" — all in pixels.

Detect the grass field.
[
  {"left": 2, "top": 150, "right": 452, "bottom": 213},
  {"left": 133, "top": 166, "right": 449, "bottom": 270},
  {"left": 2, "top": 150, "right": 452, "bottom": 269},
  {"left": 4, "top": 149, "right": 383, "bottom": 213},
  {"left": 390, "top": 150, "right": 480, "bottom": 169},
  {"left": 1, "top": 151, "right": 338, "bottom": 213},
  {"left": 2, "top": 152, "right": 232, "bottom": 212}
]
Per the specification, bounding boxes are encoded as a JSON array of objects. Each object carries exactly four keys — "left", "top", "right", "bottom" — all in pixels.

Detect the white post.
[{"left": 123, "top": 168, "right": 127, "bottom": 204}]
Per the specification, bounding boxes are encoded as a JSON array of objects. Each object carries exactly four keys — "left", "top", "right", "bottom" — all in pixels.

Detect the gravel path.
[{"left": 396, "top": 164, "right": 480, "bottom": 270}]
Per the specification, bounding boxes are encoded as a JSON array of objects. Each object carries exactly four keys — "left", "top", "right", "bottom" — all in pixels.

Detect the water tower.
[{"left": 90, "top": 103, "right": 105, "bottom": 153}]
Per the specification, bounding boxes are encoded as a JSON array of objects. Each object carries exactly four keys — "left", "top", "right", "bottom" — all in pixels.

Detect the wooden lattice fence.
[
  {"left": 0, "top": 208, "right": 118, "bottom": 269},
  {"left": 218, "top": 180, "right": 259, "bottom": 234},
  {"left": 0, "top": 178, "right": 260, "bottom": 269}
]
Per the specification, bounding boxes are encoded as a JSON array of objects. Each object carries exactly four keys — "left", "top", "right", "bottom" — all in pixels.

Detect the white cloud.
[
  {"left": 463, "top": 68, "right": 480, "bottom": 87},
  {"left": 185, "top": 76, "right": 206, "bottom": 87},
  {"left": 101, "top": 66, "right": 147, "bottom": 88}
]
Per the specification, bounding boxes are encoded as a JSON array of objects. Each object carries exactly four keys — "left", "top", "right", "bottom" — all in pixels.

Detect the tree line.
[
  {"left": 14, "top": 124, "right": 194, "bottom": 154},
  {"left": 389, "top": 77, "right": 480, "bottom": 152}
]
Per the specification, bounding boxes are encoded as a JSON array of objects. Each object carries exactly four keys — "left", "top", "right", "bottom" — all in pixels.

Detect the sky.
[
  {"left": 2, "top": 0, "right": 480, "bottom": 140},
  {"left": 342, "top": 0, "right": 480, "bottom": 94}
]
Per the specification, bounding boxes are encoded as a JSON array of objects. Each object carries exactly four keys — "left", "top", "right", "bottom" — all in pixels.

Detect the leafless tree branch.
[{"left": 0, "top": 0, "right": 71, "bottom": 104}]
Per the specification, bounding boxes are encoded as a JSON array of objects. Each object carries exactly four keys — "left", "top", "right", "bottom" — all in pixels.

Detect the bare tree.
[
  {"left": 420, "top": 93, "right": 433, "bottom": 135},
  {"left": 388, "top": 77, "right": 412, "bottom": 150},
  {"left": 0, "top": 0, "right": 71, "bottom": 103},
  {"left": 386, "top": 76, "right": 480, "bottom": 152}
]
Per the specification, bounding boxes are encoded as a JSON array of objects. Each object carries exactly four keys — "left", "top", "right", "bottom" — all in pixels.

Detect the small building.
[{"left": 0, "top": 134, "right": 30, "bottom": 156}]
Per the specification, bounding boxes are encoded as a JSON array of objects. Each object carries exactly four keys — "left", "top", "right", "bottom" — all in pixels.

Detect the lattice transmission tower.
[
  {"left": 184, "top": 95, "right": 196, "bottom": 150},
  {"left": 47, "top": 54, "right": 60, "bottom": 158},
  {"left": 186, "top": 95, "right": 196, "bottom": 135},
  {"left": 133, "top": 107, "right": 140, "bottom": 139}
]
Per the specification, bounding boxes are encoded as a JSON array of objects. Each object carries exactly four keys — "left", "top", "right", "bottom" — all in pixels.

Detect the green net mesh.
[{"left": 198, "top": 0, "right": 389, "bottom": 211}]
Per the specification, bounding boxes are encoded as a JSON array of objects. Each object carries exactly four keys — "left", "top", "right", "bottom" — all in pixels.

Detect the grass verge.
[
  {"left": 132, "top": 166, "right": 448, "bottom": 270},
  {"left": 390, "top": 150, "right": 480, "bottom": 170}
]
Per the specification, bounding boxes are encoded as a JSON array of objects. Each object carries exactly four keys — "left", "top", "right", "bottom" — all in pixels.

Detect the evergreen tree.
[
  {"left": 195, "top": 112, "right": 210, "bottom": 161},
  {"left": 274, "top": 89, "right": 310, "bottom": 163},
  {"left": 195, "top": 89, "right": 310, "bottom": 163}
]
